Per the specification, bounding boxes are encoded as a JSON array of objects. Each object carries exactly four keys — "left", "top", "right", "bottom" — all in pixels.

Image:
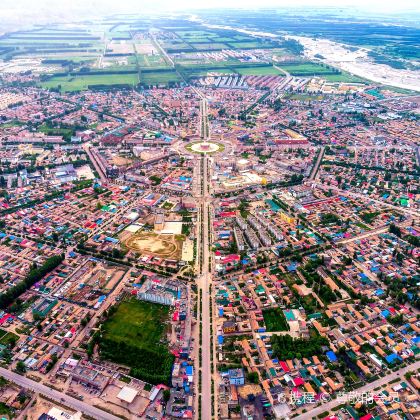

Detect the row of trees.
[
  {"left": 0, "top": 255, "right": 64, "bottom": 310},
  {"left": 100, "top": 337, "right": 174, "bottom": 385}
]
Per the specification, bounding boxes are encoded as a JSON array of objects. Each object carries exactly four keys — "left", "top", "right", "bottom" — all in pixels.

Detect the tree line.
[{"left": 0, "top": 255, "right": 64, "bottom": 310}]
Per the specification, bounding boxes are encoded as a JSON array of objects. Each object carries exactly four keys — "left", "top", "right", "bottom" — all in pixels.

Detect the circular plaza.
[{"left": 185, "top": 141, "right": 224, "bottom": 155}]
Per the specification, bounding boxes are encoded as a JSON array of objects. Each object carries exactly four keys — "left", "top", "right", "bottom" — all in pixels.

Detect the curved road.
[{"left": 0, "top": 367, "right": 120, "bottom": 420}]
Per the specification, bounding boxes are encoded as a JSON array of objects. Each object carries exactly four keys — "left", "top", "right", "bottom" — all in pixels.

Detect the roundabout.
[{"left": 185, "top": 140, "right": 224, "bottom": 155}]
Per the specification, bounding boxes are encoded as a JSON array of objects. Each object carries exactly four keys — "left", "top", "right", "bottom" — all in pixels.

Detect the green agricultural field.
[
  {"left": 40, "top": 73, "right": 139, "bottom": 91},
  {"left": 321, "top": 72, "right": 367, "bottom": 83},
  {"left": 100, "top": 298, "right": 174, "bottom": 385},
  {"left": 262, "top": 308, "right": 290, "bottom": 332},
  {"left": 137, "top": 53, "right": 168, "bottom": 68},
  {"left": 176, "top": 30, "right": 215, "bottom": 40},
  {"left": 140, "top": 70, "right": 182, "bottom": 86},
  {"left": 276, "top": 62, "right": 337, "bottom": 75},
  {"left": 235, "top": 66, "right": 283, "bottom": 76}
]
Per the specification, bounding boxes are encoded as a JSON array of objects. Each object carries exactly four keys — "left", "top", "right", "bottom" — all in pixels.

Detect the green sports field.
[{"left": 99, "top": 298, "right": 174, "bottom": 385}]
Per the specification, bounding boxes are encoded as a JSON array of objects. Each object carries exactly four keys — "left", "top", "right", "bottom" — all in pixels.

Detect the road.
[
  {"left": 309, "top": 146, "right": 325, "bottom": 180},
  {"left": 149, "top": 31, "right": 175, "bottom": 67},
  {"left": 83, "top": 143, "right": 107, "bottom": 182},
  {"left": 293, "top": 360, "right": 420, "bottom": 420},
  {"left": 0, "top": 367, "right": 120, "bottom": 420},
  {"left": 194, "top": 93, "right": 214, "bottom": 420}
]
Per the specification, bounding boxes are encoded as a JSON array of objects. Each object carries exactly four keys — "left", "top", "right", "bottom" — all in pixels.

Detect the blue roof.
[
  {"left": 381, "top": 309, "right": 391, "bottom": 318},
  {"left": 326, "top": 351, "right": 338, "bottom": 362},
  {"left": 105, "top": 237, "right": 119, "bottom": 243},
  {"left": 218, "top": 335, "right": 224, "bottom": 345},
  {"left": 385, "top": 353, "right": 401, "bottom": 364},
  {"left": 186, "top": 366, "right": 193, "bottom": 375}
]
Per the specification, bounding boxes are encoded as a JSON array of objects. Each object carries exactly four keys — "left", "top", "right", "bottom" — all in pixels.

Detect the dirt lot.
[
  {"left": 25, "top": 397, "right": 76, "bottom": 420},
  {"left": 123, "top": 231, "right": 184, "bottom": 260},
  {"left": 111, "top": 156, "right": 132, "bottom": 166}
]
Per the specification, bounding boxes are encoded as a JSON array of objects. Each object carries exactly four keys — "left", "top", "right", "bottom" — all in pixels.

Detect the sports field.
[
  {"left": 100, "top": 298, "right": 174, "bottom": 385},
  {"left": 123, "top": 231, "right": 184, "bottom": 259}
]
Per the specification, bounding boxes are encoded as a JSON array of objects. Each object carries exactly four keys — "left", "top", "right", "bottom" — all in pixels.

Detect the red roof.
[
  {"left": 293, "top": 377, "right": 304, "bottom": 386},
  {"left": 222, "top": 254, "right": 240, "bottom": 264},
  {"left": 0, "top": 314, "right": 13, "bottom": 325},
  {"left": 280, "top": 361, "right": 290, "bottom": 372},
  {"left": 220, "top": 211, "right": 236, "bottom": 217},
  {"left": 359, "top": 415, "right": 373, "bottom": 420}
]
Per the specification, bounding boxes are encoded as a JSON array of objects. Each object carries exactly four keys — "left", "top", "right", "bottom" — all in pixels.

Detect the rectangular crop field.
[
  {"left": 140, "top": 70, "right": 182, "bottom": 85},
  {"left": 275, "top": 62, "right": 340, "bottom": 76},
  {"left": 40, "top": 73, "right": 139, "bottom": 91}
]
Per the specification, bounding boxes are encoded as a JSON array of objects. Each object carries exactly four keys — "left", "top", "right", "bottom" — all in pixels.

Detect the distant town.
[{"left": 0, "top": 6, "right": 418, "bottom": 420}]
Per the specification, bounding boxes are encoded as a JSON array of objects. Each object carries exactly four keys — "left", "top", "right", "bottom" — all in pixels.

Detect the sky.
[
  {"left": 1, "top": 0, "right": 420, "bottom": 13},
  {"left": 0, "top": 0, "right": 418, "bottom": 32}
]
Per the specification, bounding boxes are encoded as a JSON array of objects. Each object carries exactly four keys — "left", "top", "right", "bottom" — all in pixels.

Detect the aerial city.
[{"left": 0, "top": 0, "right": 418, "bottom": 419}]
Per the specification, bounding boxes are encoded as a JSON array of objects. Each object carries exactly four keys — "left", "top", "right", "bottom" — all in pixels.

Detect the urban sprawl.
[{"left": 0, "top": 10, "right": 418, "bottom": 420}]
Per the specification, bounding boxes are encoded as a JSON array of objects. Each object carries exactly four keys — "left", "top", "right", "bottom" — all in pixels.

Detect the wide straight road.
[
  {"left": 309, "top": 146, "right": 325, "bottom": 180},
  {"left": 293, "top": 360, "right": 420, "bottom": 420},
  {"left": 0, "top": 367, "right": 120, "bottom": 420},
  {"left": 194, "top": 92, "right": 214, "bottom": 420},
  {"left": 198, "top": 156, "right": 212, "bottom": 420}
]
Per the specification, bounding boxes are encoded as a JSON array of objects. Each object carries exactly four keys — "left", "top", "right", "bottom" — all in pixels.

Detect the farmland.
[
  {"left": 1, "top": 15, "right": 377, "bottom": 89},
  {"left": 40, "top": 73, "right": 139, "bottom": 91},
  {"left": 99, "top": 298, "right": 174, "bottom": 385},
  {"left": 275, "top": 62, "right": 340, "bottom": 76},
  {"left": 140, "top": 69, "right": 182, "bottom": 86}
]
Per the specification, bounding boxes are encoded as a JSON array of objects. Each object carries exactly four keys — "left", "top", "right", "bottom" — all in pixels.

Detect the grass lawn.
[
  {"left": 100, "top": 298, "right": 174, "bottom": 384},
  {"left": 0, "top": 328, "right": 19, "bottom": 346},
  {"left": 262, "top": 308, "right": 290, "bottom": 332},
  {"left": 102, "top": 298, "right": 169, "bottom": 349},
  {"left": 0, "top": 120, "right": 25, "bottom": 128},
  {"left": 40, "top": 73, "right": 139, "bottom": 91},
  {"left": 286, "top": 93, "right": 324, "bottom": 101},
  {"left": 38, "top": 123, "right": 73, "bottom": 138}
]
